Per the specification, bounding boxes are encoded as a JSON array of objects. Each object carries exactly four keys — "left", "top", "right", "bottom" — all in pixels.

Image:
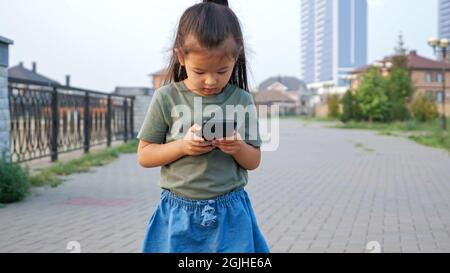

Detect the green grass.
[
  {"left": 29, "top": 140, "right": 138, "bottom": 187},
  {"left": 334, "top": 119, "right": 441, "bottom": 133},
  {"left": 296, "top": 116, "right": 340, "bottom": 123},
  {"left": 409, "top": 131, "right": 450, "bottom": 151},
  {"left": 292, "top": 116, "right": 450, "bottom": 152},
  {"left": 332, "top": 119, "right": 450, "bottom": 153}
]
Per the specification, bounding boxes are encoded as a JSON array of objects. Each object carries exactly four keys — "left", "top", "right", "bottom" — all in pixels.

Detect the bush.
[
  {"left": 355, "top": 68, "right": 390, "bottom": 122},
  {"left": 0, "top": 157, "right": 30, "bottom": 204},
  {"left": 388, "top": 99, "right": 411, "bottom": 122},
  {"left": 411, "top": 94, "right": 439, "bottom": 122},
  {"left": 341, "top": 90, "right": 354, "bottom": 122},
  {"left": 327, "top": 94, "right": 340, "bottom": 118}
]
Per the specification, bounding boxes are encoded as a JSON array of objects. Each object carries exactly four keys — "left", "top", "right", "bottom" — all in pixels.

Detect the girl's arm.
[
  {"left": 213, "top": 134, "right": 261, "bottom": 171},
  {"left": 138, "top": 124, "right": 214, "bottom": 168},
  {"left": 231, "top": 142, "right": 261, "bottom": 171},
  {"left": 137, "top": 139, "right": 185, "bottom": 168}
]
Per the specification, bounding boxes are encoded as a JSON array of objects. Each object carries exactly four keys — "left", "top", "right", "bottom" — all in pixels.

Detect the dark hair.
[{"left": 164, "top": 0, "right": 249, "bottom": 91}]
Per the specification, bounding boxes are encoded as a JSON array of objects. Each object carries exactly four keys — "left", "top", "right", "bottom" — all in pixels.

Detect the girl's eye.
[{"left": 194, "top": 71, "right": 227, "bottom": 75}]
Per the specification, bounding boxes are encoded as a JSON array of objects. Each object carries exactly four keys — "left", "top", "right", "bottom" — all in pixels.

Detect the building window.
[
  {"left": 425, "top": 91, "right": 434, "bottom": 100},
  {"left": 436, "top": 91, "right": 444, "bottom": 103},
  {"left": 437, "top": 73, "right": 444, "bottom": 83},
  {"left": 426, "top": 72, "right": 433, "bottom": 83}
]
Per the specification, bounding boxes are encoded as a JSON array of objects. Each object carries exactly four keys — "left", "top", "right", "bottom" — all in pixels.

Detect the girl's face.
[{"left": 175, "top": 37, "right": 237, "bottom": 97}]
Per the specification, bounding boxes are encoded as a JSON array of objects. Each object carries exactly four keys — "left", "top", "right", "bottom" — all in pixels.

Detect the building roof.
[
  {"left": 0, "top": 36, "right": 13, "bottom": 45},
  {"left": 405, "top": 50, "right": 450, "bottom": 70},
  {"left": 258, "top": 76, "right": 305, "bottom": 91},
  {"left": 8, "top": 63, "right": 60, "bottom": 85},
  {"left": 352, "top": 50, "right": 450, "bottom": 74},
  {"left": 252, "top": 90, "right": 297, "bottom": 105}
]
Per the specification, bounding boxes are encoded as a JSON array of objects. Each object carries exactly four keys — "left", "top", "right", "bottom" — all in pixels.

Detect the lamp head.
[{"left": 428, "top": 37, "right": 439, "bottom": 47}]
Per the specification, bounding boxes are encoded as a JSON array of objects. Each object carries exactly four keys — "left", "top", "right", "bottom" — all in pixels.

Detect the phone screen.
[{"left": 201, "top": 119, "right": 237, "bottom": 141}]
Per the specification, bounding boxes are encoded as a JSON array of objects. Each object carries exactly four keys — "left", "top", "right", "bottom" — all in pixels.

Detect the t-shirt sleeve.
[
  {"left": 136, "top": 91, "right": 169, "bottom": 144},
  {"left": 243, "top": 96, "right": 262, "bottom": 148}
]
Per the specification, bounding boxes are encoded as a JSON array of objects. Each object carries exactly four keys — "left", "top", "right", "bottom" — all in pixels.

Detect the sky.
[{"left": 0, "top": 0, "right": 439, "bottom": 92}]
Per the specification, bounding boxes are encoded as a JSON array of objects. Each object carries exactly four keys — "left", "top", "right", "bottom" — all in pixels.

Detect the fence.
[{"left": 8, "top": 77, "right": 135, "bottom": 163}]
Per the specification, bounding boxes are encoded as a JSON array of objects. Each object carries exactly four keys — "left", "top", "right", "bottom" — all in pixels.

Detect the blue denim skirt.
[{"left": 142, "top": 187, "right": 270, "bottom": 253}]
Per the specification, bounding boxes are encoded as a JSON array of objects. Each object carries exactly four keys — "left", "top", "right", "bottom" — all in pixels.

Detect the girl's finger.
[
  {"left": 195, "top": 142, "right": 214, "bottom": 149},
  {"left": 216, "top": 145, "right": 236, "bottom": 152},
  {"left": 216, "top": 140, "right": 237, "bottom": 146},
  {"left": 190, "top": 123, "right": 201, "bottom": 132},
  {"left": 225, "top": 134, "right": 236, "bottom": 141},
  {"left": 191, "top": 146, "right": 213, "bottom": 154},
  {"left": 191, "top": 141, "right": 212, "bottom": 147},
  {"left": 192, "top": 134, "right": 204, "bottom": 141}
]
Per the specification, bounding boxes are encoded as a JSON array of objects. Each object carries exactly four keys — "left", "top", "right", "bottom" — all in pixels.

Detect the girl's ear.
[{"left": 174, "top": 48, "right": 186, "bottom": 66}]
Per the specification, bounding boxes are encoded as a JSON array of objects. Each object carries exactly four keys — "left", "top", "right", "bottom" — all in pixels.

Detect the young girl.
[{"left": 136, "top": 0, "right": 269, "bottom": 253}]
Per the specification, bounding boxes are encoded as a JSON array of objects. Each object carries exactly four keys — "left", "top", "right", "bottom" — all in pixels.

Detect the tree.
[
  {"left": 384, "top": 68, "right": 414, "bottom": 121},
  {"left": 341, "top": 90, "right": 355, "bottom": 122},
  {"left": 355, "top": 68, "right": 390, "bottom": 122},
  {"left": 340, "top": 90, "right": 363, "bottom": 122},
  {"left": 394, "top": 32, "right": 408, "bottom": 56},
  {"left": 383, "top": 32, "right": 414, "bottom": 121}
]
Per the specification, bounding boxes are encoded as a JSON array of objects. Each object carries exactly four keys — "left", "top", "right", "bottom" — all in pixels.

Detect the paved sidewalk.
[{"left": 1, "top": 119, "right": 450, "bottom": 253}]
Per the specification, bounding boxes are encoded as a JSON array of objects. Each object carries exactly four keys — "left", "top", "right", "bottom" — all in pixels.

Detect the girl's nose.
[{"left": 205, "top": 76, "right": 217, "bottom": 86}]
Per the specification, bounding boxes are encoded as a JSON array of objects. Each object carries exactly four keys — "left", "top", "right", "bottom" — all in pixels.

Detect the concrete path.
[{"left": 1, "top": 119, "right": 450, "bottom": 253}]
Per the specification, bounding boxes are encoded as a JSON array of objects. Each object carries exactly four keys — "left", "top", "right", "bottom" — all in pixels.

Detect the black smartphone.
[{"left": 201, "top": 119, "right": 237, "bottom": 141}]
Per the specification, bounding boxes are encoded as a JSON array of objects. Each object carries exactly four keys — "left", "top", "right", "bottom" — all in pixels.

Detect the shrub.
[
  {"left": 327, "top": 94, "right": 340, "bottom": 118},
  {"left": 0, "top": 157, "right": 30, "bottom": 204},
  {"left": 411, "top": 93, "right": 439, "bottom": 122}
]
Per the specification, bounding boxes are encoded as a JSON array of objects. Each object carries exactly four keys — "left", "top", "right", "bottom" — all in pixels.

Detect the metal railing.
[{"left": 7, "top": 77, "right": 135, "bottom": 163}]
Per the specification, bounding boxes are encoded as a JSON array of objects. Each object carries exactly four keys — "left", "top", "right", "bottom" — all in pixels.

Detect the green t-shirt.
[{"left": 136, "top": 81, "right": 262, "bottom": 200}]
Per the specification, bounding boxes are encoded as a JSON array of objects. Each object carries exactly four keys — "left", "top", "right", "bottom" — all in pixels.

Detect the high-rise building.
[
  {"left": 439, "top": 0, "right": 450, "bottom": 39},
  {"left": 300, "top": 0, "right": 368, "bottom": 88}
]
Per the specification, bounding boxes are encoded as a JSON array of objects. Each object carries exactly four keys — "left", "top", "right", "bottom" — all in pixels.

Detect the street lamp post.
[{"left": 428, "top": 38, "right": 448, "bottom": 130}]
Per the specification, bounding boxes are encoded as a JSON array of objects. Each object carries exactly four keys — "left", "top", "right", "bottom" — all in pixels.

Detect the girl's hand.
[
  {"left": 180, "top": 124, "right": 214, "bottom": 156},
  {"left": 212, "top": 131, "right": 244, "bottom": 156}
]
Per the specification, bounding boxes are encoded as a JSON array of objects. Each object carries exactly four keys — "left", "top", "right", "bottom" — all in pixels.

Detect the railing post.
[
  {"left": 51, "top": 86, "right": 59, "bottom": 162},
  {"left": 106, "top": 95, "right": 112, "bottom": 147},
  {"left": 123, "top": 98, "right": 128, "bottom": 143},
  {"left": 130, "top": 97, "right": 134, "bottom": 139},
  {"left": 84, "top": 91, "right": 90, "bottom": 153}
]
